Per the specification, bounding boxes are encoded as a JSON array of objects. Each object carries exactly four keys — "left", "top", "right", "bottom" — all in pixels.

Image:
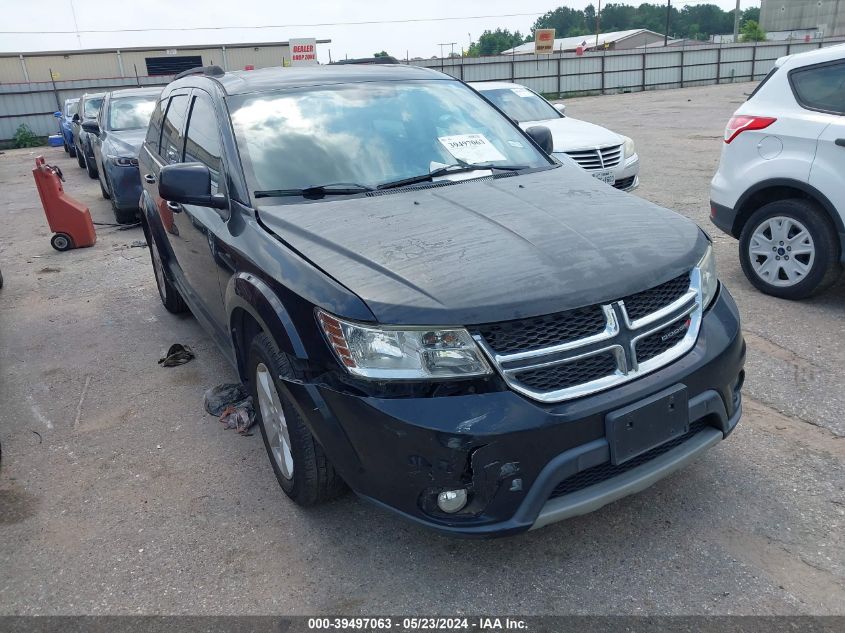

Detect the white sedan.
[{"left": 471, "top": 82, "right": 640, "bottom": 191}]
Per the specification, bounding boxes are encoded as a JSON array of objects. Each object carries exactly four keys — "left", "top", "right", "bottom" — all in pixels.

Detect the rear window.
[{"left": 789, "top": 61, "right": 845, "bottom": 115}]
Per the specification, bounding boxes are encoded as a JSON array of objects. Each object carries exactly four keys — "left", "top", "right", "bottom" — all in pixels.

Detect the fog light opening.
[{"left": 437, "top": 489, "right": 468, "bottom": 514}]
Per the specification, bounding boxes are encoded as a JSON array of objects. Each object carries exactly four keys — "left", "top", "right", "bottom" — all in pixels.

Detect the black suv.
[{"left": 138, "top": 64, "right": 745, "bottom": 537}]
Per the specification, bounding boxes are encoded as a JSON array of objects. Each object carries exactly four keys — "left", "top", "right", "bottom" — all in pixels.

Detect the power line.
[{"left": 0, "top": 11, "right": 549, "bottom": 35}]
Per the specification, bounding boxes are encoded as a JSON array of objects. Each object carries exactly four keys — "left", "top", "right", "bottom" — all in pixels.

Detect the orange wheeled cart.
[{"left": 32, "top": 156, "right": 96, "bottom": 251}]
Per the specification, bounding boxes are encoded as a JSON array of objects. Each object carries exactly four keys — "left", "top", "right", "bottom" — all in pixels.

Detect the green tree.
[
  {"left": 467, "top": 29, "right": 526, "bottom": 56},
  {"left": 742, "top": 7, "right": 760, "bottom": 25},
  {"left": 533, "top": 7, "right": 590, "bottom": 37},
  {"left": 740, "top": 19, "right": 766, "bottom": 42},
  {"left": 373, "top": 51, "right": 390, "bottom": 58},
  {"left": 13, "top": 124, "right": 41, "bottom": 148}
]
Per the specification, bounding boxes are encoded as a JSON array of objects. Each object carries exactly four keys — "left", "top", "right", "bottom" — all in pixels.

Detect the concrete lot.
[{"left": 0, "top": 82, "right": 843, "bottom": 615}]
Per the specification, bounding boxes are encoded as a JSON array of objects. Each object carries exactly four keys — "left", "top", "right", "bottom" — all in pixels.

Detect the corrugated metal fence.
[
  {"left": 407, "top": 37, "right": 845, "bottom": 96},
  {"left": 2, "top": 37, "right": 844, "bottom": 141},
  {"left": 0, "top": 75, "right": 171, "bottom": 141}
]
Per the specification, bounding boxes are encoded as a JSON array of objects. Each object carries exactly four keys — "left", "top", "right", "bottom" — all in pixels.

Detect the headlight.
[
  {"left": 317, "top": 310, "right": 491, "bottom": 380},
  {"left": 697, "top": 244, "right": 718, "bottom": 309},
  {"left": 108, "top": 155, "right": 138, "bottom": 166},
  {"left": 622, "top": 136, "right": 636, "bottom": 158}
]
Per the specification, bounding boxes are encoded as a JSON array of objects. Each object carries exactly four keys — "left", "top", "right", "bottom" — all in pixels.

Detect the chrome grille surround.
[{"left": 473, "top": 269, "right": 703, "bottom": 404}]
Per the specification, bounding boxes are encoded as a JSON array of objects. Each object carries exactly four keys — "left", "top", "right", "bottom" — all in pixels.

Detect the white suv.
[{"left": 710, "top": 44, "right": 845, "bottom": 299}]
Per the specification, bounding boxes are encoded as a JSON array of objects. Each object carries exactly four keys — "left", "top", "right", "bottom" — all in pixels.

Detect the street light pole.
[
  {"left": 596, "top": 0, "right": 602, "bottom": 49},
  {"left": 664, "top": 0, "right": 671, "bottom": 46},
  {"left": 733, "top": 0, "right": 741, "bottom": 42}
]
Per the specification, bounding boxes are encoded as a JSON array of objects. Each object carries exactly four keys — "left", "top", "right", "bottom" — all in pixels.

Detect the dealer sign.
[
  {"left": 534, "top": 29, "right": 556, "bottom": 54},
  {"left": 290, "top": 38, "right": 318, "bottom": 66}
]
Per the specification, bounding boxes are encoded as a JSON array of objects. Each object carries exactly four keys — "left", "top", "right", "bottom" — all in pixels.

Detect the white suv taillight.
[{"left": 724, "top": 115, "right": 777, "bottom": 144}]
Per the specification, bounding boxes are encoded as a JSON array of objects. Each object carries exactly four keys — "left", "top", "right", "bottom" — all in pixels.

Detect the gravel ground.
[{"left": 0, "top": 82, "right": 843, "bottom": 616}]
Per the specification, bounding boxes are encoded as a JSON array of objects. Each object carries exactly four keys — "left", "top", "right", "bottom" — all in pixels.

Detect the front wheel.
[
  {"left": 85, "top": 153, "right": 98, "bottom": 179},
  {"left": 76, "top": 147, "right": 85, "bottom": 168},
  {"left": 739, "top": 199, "right": 842, "bottom": 299},
  {"left": 249, "top": 332, "right": 346, "bottom": 506},
  {"left": 51, "top": 233, "right": 73, "bottom": 251}
]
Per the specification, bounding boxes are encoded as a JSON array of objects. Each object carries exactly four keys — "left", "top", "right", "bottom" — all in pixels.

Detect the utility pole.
[
  {"left": 69, "top": 0, "right": 83, "bottom": 49},
  {"left": 664, "top": 0, "right": 671, "bottom": 46},
  {"left": 596, "top": 0, "right": 602, "bottom": 48},
  {"left": 438, "top": 42, "right": 456, "bottom": 69},
  {"left": 733, "top": 0, "right": 741, "bottom": 43}
]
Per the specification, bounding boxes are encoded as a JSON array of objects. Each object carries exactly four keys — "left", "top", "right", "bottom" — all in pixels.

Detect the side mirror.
[
  {"left": 554, "top": 103, "right": 567, "bottom": 115},
  {"left": 525, "top": 125, "right": 554, "bottom": 154},
  {"left": 72, "top": 113, "right": 80, "bottom": 123},
  {"left": 159, "top": 163, "right": 228, "bottom": 210},
  {"left": 54, "top": 111, "right": 62, "bottom": 118},
  {"left": 81, "top": 120, "right": 100, "bottom": 135}
]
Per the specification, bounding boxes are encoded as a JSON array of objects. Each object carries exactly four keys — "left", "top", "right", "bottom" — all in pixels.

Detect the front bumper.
[
  {"left": 285, "top": 284, "right": 744, "bottom": 537},
  {"left": 612, "top": 155, "right": 640, "bottom": 191},
  {"left": 107, "top": 164, "right": 142, "bottom": 211}
]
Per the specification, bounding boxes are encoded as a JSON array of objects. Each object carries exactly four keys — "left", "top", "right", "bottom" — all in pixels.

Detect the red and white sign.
[
  {"left": 534, "top": 29, "right": 556, "bottom": 55},
  {"left": 290, "top": 38, "right": 318, "bottom": 66}
]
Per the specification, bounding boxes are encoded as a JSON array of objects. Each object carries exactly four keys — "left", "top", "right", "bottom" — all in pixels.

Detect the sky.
[{"left": 0, "top": 0, "right": 761, "bottom": 61}]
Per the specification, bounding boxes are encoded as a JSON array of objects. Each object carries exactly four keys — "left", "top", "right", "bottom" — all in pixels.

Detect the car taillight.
[{"left": 724, "top": 115, "right": 777, "bottom": 144}]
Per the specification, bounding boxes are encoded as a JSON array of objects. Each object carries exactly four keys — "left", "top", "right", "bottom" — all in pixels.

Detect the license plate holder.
[
  {"left": 605, "top": 385, "right": 689, "bottom": 465},
  {"left": 592, "top": 169, "right": 615, "bottom": 184}
]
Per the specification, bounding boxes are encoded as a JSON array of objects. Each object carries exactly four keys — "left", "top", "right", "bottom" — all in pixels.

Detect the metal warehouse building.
[
  {"left": 761, "top": 0, "right": 845, "bottom": 37},
  {"left": 0, "top": 40, "right": 329, "bottom": 140}
]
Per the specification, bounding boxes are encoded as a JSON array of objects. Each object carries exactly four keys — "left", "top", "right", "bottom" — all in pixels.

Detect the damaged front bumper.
[{"left": 283, "top": 286, "right": 744, "bottom": 537}]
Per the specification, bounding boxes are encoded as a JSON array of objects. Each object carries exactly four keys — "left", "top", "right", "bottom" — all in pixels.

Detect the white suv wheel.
[{"left": 748, "top": 215, "right": 816, "bottom": 287}]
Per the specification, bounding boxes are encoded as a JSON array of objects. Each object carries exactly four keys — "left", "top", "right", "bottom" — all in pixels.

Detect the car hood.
[
  {"left": 103, "top": 129, "right": 146, "bottom": 157},
  {"left": 520, "top": 117, "right": 623, "bottom": 153},
  {"left": 257, "top": 167, "right": 708, "bottom": 326}
]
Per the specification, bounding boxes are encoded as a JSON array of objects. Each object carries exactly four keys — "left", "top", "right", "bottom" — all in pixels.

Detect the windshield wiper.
[
  {"left": 254, "top": 182, "right": 373, "bottom": 199},
  {"left": 376, "top": 163, "right": 528, "bottom": 191}
]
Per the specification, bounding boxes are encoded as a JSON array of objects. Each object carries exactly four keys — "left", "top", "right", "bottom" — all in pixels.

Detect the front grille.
[
  {"left": 514, "top": 351, "right": 617, "bottom": 392},
  {"left": 564, "top": 144, "right": 623, "bottom": 171},
  {"left": 620, "top": 272, "right": 691, "bottom": 321},
  {"left": 475, "top": 305, "right": 606, "bottom": 355},
  {"left": 635, "top": 315, "right": 691, "bottom": 363},
  {"left": 548, "top": 419, "right": 709, "bottom": 499},
  {"left": 613, "top": 175, "right": 636, "bottom": 190},
  {"left": 473, "top": 269, "right": 700, "bottom": 404}
]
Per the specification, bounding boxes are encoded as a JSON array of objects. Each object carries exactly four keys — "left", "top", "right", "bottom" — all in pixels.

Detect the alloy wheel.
[
  {"left": 255, "top": 362, "right": 294, "bottom": 480},
  {"left": 748, "top": 215, "right": 816, "bottom": 287}
]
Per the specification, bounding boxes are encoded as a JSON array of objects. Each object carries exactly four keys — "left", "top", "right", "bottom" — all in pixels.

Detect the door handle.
[
  {"left": 836, "top": 138, "right": 845, "bottom": 147},
  {"left": 144, "top": 173, "right": 156, "bottom": 184},
  {"left": 166, "top": 201, "right": 183, "bottom": 213}
]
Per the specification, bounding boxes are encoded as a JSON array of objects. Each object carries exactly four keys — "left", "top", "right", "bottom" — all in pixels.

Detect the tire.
[
  {"left": 68, "top": 143, "right": 77, "bottom": 158},
  {"left": 85, "top": 152, "right": 98, "bottom": 179},
  {"left": 114, "top": 206, "right": 138, "bottom": 224},
  {"left": 99, "top": 173, "right": 111, "bottom": 200},
  {"left": 51, "top": 233, "right": 73, "bottom": 251},
  {"left": 249, "top": 332, "right": 346, "bottom": 506},
  {"left": 147, "top": 229, "right": 188, "bottom": 314},
  {"left": 739, "top": 199, "right": 842, "bottom": 300},
  {"left": 76, "top": 147, "right": 85, "bottom": 168},
  {"left": 63, "top": 141, "right": 69, "bottom": 154}
]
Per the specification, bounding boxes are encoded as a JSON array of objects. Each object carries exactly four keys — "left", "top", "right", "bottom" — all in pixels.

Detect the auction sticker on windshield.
[
  {"left": 438, "top": 134, "right": 506, "bottom": 164},
  {"left": 511, "top": 87, "right": 534, "bottom": 98}
]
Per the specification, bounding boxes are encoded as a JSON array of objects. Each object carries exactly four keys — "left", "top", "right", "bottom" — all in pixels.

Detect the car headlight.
[
  {"left": 697, "top": 244, "right": 718, "bottom": 309},
  {"left": 317, "top": 310, "right": 491, "bottom": 380},
  {"left": 622, "top": 136, "right": 636, "bottom": 158},
  {"left": 108, "top": 155, "right": 138, "bottom": 166}
]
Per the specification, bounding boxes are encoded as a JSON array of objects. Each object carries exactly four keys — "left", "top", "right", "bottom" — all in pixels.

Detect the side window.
[
  {"left": 184, "top": 93, "right": 224, "bottom": 194},
  {"left": 159, "top": 94, "right": 189, "bottom": 164},
  {"left": 145, "top": 97, "right": 167, "bottom": 154},
  {"left": 789, "top": 61, "right": 845, "bottom": 115}
]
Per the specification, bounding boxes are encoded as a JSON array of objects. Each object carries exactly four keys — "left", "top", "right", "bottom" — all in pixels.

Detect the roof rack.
[
  {"left": 330, "top": 56, "right": 400, "bottom": 65},
  {"left": 173, "top": 65, "right": 225, "bottom": 80}
]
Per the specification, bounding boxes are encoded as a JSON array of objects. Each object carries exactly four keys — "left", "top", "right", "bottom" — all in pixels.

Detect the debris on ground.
[
  {"left": 203, "top": 383, "right": 254, "bottom": 435},
  {"left": 158, "top": 343, "right": 195, "bottom": 367},
  {"left": 129, "top": 240, "right": 147, "bottom": 248}
]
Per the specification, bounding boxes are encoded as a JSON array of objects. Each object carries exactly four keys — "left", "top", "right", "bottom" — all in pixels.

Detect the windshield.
[
  {"left": 83, "top": 97, "right": 103, "bottom": 119},
  {"left": 65, "top": 101, "right": 78, "bottom": 117},
  {"left": 478, "top": 87, "right": 561, "bottom": 123},
  {"left": 108, "top": 96, "right": 157, "bottom": 131},
  {"left": 229, "top": 79, "right": 551, "bottom": 195}
]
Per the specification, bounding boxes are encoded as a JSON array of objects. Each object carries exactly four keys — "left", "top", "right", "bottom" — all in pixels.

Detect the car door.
[
  {"left": 800, "top": 61, "right": 845, "bottom": 222},
  {"left": 171, "top": 88, "right": 230, "bottom": 332},
  {"left": 92, "top": 94, "right": 108, "bottom": 182}
]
